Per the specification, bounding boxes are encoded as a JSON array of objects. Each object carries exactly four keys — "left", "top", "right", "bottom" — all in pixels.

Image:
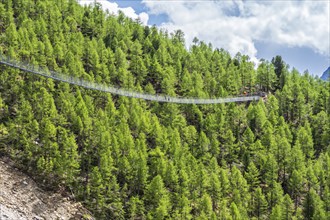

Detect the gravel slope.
[{"left": 0, "top": 158, "right": 93, "bottom": 220}]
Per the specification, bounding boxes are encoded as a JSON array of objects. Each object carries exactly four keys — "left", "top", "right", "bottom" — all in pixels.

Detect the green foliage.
[
  {"left": 0, "top": 1, "right": 329, "bottom": 219},
  {"left": 145, "top": 175, "right": 171, "bottom": 219}
]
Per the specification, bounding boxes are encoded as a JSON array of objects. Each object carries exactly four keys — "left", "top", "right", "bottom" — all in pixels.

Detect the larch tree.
[{"left": 145, "top": 175, "right": 171, "bottom": 219}]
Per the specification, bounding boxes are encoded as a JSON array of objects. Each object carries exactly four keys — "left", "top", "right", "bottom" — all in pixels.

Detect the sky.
[{"left": 78, "top": 0, "right": 330, "bottom": 77}]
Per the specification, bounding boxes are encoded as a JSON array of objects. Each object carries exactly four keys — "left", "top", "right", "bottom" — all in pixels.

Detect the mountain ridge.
[{"left": 321, "top": 66, "right": 330, "bottom": 80}]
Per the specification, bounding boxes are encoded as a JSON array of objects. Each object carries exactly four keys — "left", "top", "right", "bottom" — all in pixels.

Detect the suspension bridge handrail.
[{"left": 0, "top": 54, "right": 260, "bottom": 104}]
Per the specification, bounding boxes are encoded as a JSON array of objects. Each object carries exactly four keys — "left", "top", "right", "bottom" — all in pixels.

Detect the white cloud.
[
  {"left": 78, "top": 0, "right": 149, "bottom": 25},
  {"left": 143, "top": 0, "right": 330, "bottom": 64}
]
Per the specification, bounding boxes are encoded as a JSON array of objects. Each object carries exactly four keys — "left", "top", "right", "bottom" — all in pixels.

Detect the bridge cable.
[{"left": 0, "top": 55, "right": 260, "bottom": 104}]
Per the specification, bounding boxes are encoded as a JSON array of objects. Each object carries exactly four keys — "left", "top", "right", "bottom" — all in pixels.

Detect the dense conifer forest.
[{"left": 0, "top": 0, "right": 329, "bottom": 219}]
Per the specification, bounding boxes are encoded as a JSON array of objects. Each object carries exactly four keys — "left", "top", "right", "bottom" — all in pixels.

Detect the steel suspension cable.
[{"left": 0, "top": 54, "right": 260, "bottom": 104}]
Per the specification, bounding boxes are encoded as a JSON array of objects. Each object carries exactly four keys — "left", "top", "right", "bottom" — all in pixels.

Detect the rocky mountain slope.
[{"left": 0, "top": 158, "right": 93, "bottom": 220}]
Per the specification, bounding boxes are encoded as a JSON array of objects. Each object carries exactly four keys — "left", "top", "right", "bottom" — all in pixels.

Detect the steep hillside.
[
  {"left": 0, "top": 158, "right": 93, "bottom": 220},
  {"left": 0, "top": 0, "right": 329, "bottom": 219}
]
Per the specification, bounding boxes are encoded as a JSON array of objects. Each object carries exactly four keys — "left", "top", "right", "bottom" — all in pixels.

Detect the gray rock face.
[
  {"left": 0, "top": 204, "right": 27, "bottom": 220},
  {"left": 0, "top": 159, "right": 93, "bottom": 220}
]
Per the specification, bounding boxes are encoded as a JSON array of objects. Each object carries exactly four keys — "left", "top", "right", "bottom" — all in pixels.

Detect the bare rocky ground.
[{"left": 0, "top": 158, "right": 93, "bottom": 220}]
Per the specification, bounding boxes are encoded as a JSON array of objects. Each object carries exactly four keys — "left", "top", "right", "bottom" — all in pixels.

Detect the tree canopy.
[{"left": 0, "top": 0, "right": 329, "bottom": 219}]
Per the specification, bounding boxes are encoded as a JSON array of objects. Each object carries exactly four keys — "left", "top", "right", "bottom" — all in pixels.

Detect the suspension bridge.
[{"left": 0, "top": 54, "right": 260, "bottom": 104}]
